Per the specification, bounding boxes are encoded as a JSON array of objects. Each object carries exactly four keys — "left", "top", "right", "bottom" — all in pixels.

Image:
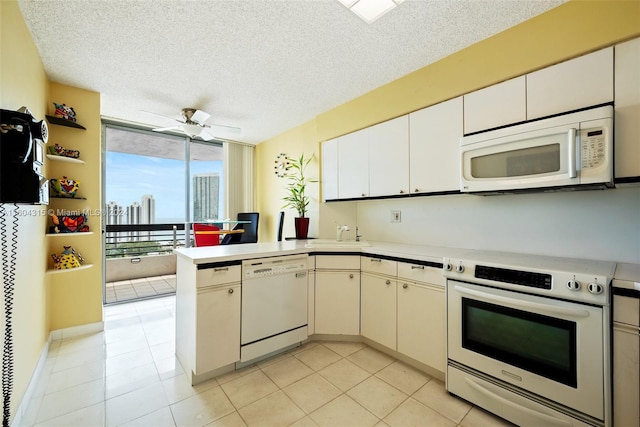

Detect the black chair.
[
  {"left": 277, "top": 211, "right": 285, "bottom": 242},
  {"left": 221, "top": 212, "right": 259, "bottom": 245}
]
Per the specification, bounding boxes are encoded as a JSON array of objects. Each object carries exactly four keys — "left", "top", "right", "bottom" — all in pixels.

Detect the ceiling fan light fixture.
[
  {"left": 182, "top": 124, "right": 203, "bottom": 138},
  {"left": 340, "top": 0, "right": 402, "bottom": 24}
]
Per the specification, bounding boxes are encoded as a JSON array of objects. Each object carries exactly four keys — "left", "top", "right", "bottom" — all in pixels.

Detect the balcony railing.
[{"left": 105, "top": 223, "right": 192, "bottom": 258}]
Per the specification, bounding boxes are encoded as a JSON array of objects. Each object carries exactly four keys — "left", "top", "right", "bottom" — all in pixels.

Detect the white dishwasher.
[{"left": 240, "top": 255, "right": 309, "bottom": 363}]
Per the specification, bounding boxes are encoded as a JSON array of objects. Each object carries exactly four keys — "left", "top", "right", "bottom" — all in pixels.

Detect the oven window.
[
  {"left": 462, "top": 298, "right": 577, "bottom": 388},
  {"left": 471, "top": 143, "right": 561, "bottom": 178}
]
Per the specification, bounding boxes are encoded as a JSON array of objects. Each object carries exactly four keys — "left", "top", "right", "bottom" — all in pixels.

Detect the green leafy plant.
[{"left": 280, "top": 153, "right": 317, "bottom": 218}]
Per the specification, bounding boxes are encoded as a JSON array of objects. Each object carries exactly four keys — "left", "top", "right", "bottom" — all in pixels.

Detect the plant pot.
[{"left": 294, "top": 217, "right": 310, "bottom": 239}]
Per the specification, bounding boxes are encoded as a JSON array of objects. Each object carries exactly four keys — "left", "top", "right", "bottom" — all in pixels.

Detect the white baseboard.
[
  {"left": 11, "top": 339, "right": 50, "bottom": 427},
  {"left": 49, "top": 321, "right": 104, "bottom": 341}
]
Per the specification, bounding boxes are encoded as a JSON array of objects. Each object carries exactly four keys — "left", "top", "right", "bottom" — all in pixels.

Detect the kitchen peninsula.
[{"left": 174, "top": 240, "right": 460, "bottom": 385}]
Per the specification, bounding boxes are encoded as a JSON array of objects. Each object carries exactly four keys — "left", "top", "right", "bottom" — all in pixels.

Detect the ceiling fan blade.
[
  {"left": 152, "top": 126, "right": 181, "bottom": 132},
  {"left": 208, "top": 123, "right": 241, "bottom": 135},
  {"left": 142, "top": 110, "right": 185, "bottom": 123},
  {"left": 199, "top": 128, "right": 219, "bottom": 141},
  {"left": 191, "top": 109, "right": 211, "bottom": 124}
]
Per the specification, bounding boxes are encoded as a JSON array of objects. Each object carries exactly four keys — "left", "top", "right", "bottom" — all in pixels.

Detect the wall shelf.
[
  {"left": 46, "top": 232, "right": 94, "bottom": 237},
  {"left": 45, "top": 115, "right": 86, "bottom": 130},
  {"left": 46, "top": 264, "right": 94, "bottom": 275},
  {"left": 50, "top": 195, "right": 87, "bottom": 200},
  {"left": 46, "top": 154, "right": 85, "bottom": 164}
]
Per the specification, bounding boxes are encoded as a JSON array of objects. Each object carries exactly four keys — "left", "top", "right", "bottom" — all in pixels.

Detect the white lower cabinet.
[
  {"left": 397, "top": 262, "right": 446, "bottom": 373},
  {"left": 195, "top": 284, "right": 241, "bottom": 374},
  {"left": 176, "top": 258, "right": 242, "bottom": 384},
  {"left": 612, "top": 294, "right": 640, "bottom": 427},
  {"left": 315, "top": 270, "right": 360, "bottom": 335},
  {"left": 361, "top": 272, "right": 397, "bottom": 350}
]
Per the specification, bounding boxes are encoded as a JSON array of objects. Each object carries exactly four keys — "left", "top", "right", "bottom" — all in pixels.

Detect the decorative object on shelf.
[
  {"left": 53, "top": 102, "right": 77, "bottom": 122},
  {"left": 49, "top": 176, "right": 80, "bottom": 198},
  {"left": 279, "top": 153, "right": 317, "bottom": 239},
  {"left": 48, "top": 143, "right": 80, "bottom": 159},
  {"left": 51, "top": 245, "right": 85, "bottom": 269},
  {"left": 49, "top": 212, "right": 89, "bottom": 233}
]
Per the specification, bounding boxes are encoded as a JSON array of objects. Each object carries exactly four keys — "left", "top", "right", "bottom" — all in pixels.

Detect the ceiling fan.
[{"left": 147, "top": 108, "right": 241, "bottom": 141}]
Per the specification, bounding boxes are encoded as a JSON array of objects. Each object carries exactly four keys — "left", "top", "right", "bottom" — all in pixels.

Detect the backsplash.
[{"left": 319, "top": 186, "right": 640, "bottom": 264}]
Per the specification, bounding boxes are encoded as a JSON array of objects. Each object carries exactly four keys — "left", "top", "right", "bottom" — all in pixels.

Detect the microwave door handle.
[{"left": 568, "top": 128, "right": 577, "bottom": 178}]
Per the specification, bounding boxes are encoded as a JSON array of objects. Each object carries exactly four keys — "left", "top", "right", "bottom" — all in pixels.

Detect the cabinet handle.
[
  {"left": 399, "top": 190, "right": 404, "bottom": 194},
  {"left": 228, "top": 288, "right": 234, "bottom": 294},
  {"left": 414, "top": 188, "right": 420, "bottom": 193},
  {"left": 214, "top": 267, "right": 229, "bottom": 272},
  {"left": 403, "top": 283, "right": 408, "bottom": 289},
  {"left": 385, "top": 280, "right": 391, "bottom": 285},
  {"left": 370, "top": 258, "right": 382, "bottom": 263},
  {"left": 349, "top": 274, "right": 354, "bottom": 279},
  {"left": 411, "top": 265, "right": 425, "bottom": 270},
  {"left": 361, "top": 193, "right": 366, "bottom": 197}
]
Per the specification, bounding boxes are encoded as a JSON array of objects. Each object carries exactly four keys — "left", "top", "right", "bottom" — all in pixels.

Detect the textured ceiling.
[{"left": 18, "top": 0, "right": 564, "bottom": 145}]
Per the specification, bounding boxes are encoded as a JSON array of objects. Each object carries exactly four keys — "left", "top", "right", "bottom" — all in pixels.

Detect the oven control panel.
[{"left": 442, "top": 254, "right": 615, "bottom": 306}]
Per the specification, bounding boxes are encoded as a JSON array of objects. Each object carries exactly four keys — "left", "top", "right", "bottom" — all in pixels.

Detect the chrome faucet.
[{"left": 336, "top": 225, "right": 350, "bottom": 241}]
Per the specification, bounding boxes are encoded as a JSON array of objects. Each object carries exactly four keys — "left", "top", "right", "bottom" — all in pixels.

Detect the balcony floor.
[{"left": 105, "top": 274, "right": 176, "bottom": 304}]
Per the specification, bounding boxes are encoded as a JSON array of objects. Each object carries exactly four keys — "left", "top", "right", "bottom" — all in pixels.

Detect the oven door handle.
[
  {"left": 464, "top": 377, "right": 573, "bottom": 427},
  {"left": 454, "top": 285, "right": 590, "bottom": 319}
]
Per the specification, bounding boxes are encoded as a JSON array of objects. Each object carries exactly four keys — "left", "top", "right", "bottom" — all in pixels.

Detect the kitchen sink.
[{"left": 305, "top": 239, "right": 370, "bottom": 248}]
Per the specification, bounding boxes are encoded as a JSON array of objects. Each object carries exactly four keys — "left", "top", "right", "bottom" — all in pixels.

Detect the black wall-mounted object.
[{"left": 0, "top": 108, "right": 48, "bottom": 205}]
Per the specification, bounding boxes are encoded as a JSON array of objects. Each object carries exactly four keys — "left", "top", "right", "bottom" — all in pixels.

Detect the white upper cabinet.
[
  {"left": 338, "top": 127, "right": 370, "bottom": 199},
  {"left": 463, "top": 77, "right": 526, "bottom": 134},
  {"left": 614, "top": 37, "right": 640, "bottom": 180},
  {"left": 369, "top": 116, "right": 409, "bottom": 197},
  {"left": 410, "top": 97, "right": 463, "bottom": 193},
  {"left": 527, "top": 47, "right": 614, "bottom": 120},
  {"left": 321, "top": 138, "right": 339, "bottom": 201}
]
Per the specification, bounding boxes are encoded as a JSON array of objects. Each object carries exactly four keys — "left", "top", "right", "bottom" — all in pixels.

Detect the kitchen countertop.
[
  {"left": 174, "top": 240, "right": 468, "bottom": 265},
  {"left": 614, "top": 262, "right": 640, "bottom": 292},
  {"left": 174, "top": 240, "right": 638, "bottom": 290}
]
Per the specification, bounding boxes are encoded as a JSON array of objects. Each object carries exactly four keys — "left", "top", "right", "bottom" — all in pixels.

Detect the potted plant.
[{"left": 279, "top": 153, "right": 317, "bottom": 239}]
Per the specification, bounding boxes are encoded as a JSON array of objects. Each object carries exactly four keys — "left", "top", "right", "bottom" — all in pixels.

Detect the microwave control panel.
[{"left": 580, "top": 127, "right": 606, "bottom": 169}]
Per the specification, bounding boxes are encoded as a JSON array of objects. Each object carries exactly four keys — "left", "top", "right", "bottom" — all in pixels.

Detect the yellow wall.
[
  {"left": 256, "top": 0, "right": 640, "bottom": 241},
  {"left": 255, "top": 120, "right": 320, "bottom": 240},
  {"left": 46, "top": 83, "right": 102, "bottom": 331},
  {"left": 0, "top": 0, "right": 51, "bottom": 420},
  {"left": 1, "top": 2, "right": 103, "bottom": 419}
]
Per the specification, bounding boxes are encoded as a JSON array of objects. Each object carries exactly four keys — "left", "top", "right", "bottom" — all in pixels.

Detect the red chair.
[{"left": 193, "top": 223, "right": 221, "bottom": 247}]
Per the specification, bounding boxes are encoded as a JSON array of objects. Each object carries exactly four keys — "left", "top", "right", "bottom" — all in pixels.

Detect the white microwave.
[{"left": 460, "top": 105, "right": 613, "bottom": 193}]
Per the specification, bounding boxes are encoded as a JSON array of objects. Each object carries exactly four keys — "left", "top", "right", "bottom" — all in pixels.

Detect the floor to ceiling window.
[{"left": 103, "top": 123, "right": 224, "bottom": 304}]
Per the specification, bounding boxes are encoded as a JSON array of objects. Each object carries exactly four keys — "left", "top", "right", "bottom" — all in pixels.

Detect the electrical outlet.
[{"left": 391, "top": 210, "right": 401, "bottom": 223}]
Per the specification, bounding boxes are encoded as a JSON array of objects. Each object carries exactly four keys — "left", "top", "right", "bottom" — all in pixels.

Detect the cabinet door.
[
  {"left": 397, "top": 282, "right": 445, "bottom": 372},
  {"left": 315, "top": 271, "right": 360, "bottom": 335},
  {"left": 614, "top": 37, "right": 640, "bottom": 180},
  {"left": 196, "top": 284, "right": 241, "bottom": 373},
  {"left": 369, "top": 116, "right": 409, "bottom": 197},
  {"left": 361, "top": 273, "right": 396, "bottom": 350},
  {"left": 613, "top": 326, "right": 640, "bottom": 427},
  {"left": 409, "top": 97, "right": 463, "bottom": 193},
  {"left": 527, "top": 47, "right": 613, "bottom": 120},
  {"left": 322, "top": 138, "right": 339, "bottom": 201},
  {"left": 463, "top": 76, "right": 526, "bottom": 134},
  {"left": 338, "top": 128, "right": 369, "bottom": 199}
]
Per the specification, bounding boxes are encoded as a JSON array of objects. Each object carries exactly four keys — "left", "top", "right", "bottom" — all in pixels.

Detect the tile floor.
[
  {"left": 105, "top": 275, "right": 176, "bottom": 304},
  {"left": 18, "top": 295, "right": 514, "bottom": 427}
]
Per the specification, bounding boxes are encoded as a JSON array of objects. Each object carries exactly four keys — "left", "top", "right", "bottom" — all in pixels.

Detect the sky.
[{"left": 105, "top": 151, "right": 223, "bottom": 223}]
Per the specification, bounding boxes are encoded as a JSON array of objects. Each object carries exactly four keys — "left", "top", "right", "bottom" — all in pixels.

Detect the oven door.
[{"left": 447, "top": 280, "right": 605, "bottom": 420}]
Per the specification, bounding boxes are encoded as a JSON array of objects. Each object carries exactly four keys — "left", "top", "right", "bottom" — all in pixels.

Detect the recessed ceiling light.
[{"left": 338, "top": 0, "right": 404, "bottom": 24}]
